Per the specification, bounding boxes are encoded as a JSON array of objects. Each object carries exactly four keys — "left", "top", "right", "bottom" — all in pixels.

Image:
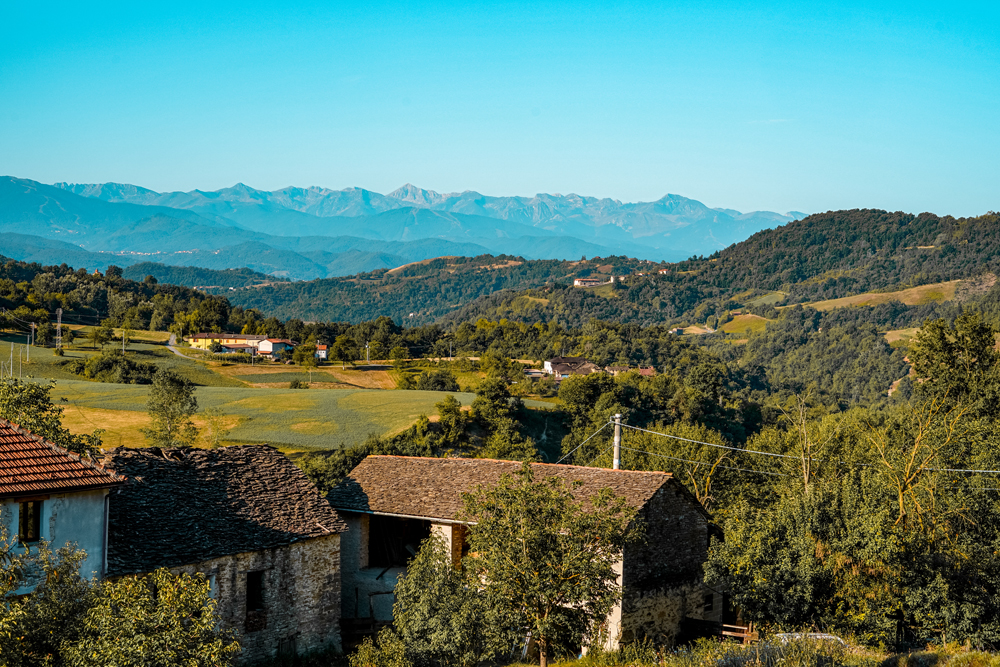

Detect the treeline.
[{"left": 121, "top": 262, "right": 282, "bottom": 290}]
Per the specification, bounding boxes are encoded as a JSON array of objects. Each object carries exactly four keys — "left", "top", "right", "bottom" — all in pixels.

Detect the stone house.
[
  {"left": 328, "top": 455, "right": 720, "bottom": 648},
  {"left": 104, "top": 445, "right": 346, "bottom": 663},
  {"left": 0, "top": 419, "right": 124, "bottom": 592}
]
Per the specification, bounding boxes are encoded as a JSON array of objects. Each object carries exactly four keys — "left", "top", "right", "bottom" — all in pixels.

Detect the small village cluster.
[{"left": 0, "top": 417, "right": 721, "bottom": 663}]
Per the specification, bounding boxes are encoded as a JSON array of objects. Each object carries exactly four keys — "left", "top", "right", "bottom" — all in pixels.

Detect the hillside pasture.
[
  {"left": 803, "top": 280, "right": 961, "bottom": 311},
  {"left": 722, "top": 314, "right": 769, "bottom": 334}
]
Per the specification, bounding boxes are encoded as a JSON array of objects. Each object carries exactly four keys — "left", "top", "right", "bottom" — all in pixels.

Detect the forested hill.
[
  {"left": 226, "top": 255, "right": 659, "bottom": 324},
  {"left": 707, "top": 209, "right": 1000, "bottom": 300},
  {"left": 121, "top": 262, "right": 284, "bottom": 291},
  {"left": 223, "top": 208, "right": 1000, "bottom": 326}
]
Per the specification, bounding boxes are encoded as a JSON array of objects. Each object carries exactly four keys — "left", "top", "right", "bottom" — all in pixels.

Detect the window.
[
  {"left": 369, "top": 515, "right": 431, "bottom": 568},
  {"left": 703, "top": 593, "right": 715, "bottom": 613},
  {"left": 19, "top": 501, "right": 41, "bottom": 543},
  {"left": 246, "top": 570, "right": 265, "bottom": 611}
]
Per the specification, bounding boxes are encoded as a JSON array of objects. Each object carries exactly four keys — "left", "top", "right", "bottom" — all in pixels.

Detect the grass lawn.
[{"left": 53, "top": 379, "right": 482, "bottom": 452}]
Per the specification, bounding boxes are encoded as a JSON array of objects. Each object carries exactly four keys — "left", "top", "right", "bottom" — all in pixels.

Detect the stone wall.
[
  {"left": 618, "top": 583, "right": 714, "bottom": 645},
  {"left": 624, "top": 482, "right": 708, "bottom": 590},
  {"left": 170, "top": 533, "right": 341, "bottom": 663}
]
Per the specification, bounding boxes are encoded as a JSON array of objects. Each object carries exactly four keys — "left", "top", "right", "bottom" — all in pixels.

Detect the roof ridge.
[
  {"left": 366, "top": 454, "right": 673, "bottom": 477},
  {"left": 0, "top": 417, "right": 125, "bottom": 482}
]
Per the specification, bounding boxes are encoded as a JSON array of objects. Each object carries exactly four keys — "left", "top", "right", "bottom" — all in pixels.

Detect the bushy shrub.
[{"left": 64, "top": 351, "right": 158, "bottom": 384}]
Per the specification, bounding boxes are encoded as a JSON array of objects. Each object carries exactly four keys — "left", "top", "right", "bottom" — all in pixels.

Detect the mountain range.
[{"left": 0, "top": 175, "right": 805, "bottom": 280}]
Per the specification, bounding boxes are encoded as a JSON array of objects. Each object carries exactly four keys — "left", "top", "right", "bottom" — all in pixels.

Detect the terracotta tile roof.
[
  {"left": 104, "top": 445, "right": 347, "bottom": 576},
  {"left": 328, "top": 455, "right": 679, "bottom": 521},
  {"left": 0, "top": 419, "right": 124, "bottom": 499}
]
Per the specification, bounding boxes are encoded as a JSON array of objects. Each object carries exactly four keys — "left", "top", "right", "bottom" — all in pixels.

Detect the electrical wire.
[
  {"left": 556, "top": 421, "right": 610, "bottom": 464},
  {"left": 623, "top": 423, "right": 1000, "bottom": 476},
  {"left": 617, "top": 444, "right": 790, "bottom": 477}
]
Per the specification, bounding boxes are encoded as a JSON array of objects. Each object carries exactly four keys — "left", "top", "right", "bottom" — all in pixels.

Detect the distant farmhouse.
[
  {"left": 544, "top": 356, "right": 602, "bottom": 378},
  {"left": 328, "top": 456, "right": 719, "bottom": 647},
  {"left": 104, "top": 446, "right": 346, "bottom": 663},
  {"left": 186, "top": 333, "right": 298, "bottom": 357},
  {"left": 187, "top": 333, "right": 267, "bottom": 351},
  {"left": 573, "top": 276, "right": 617, "bottom": 287},
  {"left": 0, "top": 419, "right": 124, "bottom": 592},
  {"left": 540, "top": 356, "right": 655, "bottom": 380}
]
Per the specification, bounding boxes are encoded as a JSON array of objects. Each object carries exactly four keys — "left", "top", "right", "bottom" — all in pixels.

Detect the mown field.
[{"left": 55, "top": 379, "right": 483, "bottom": 452}]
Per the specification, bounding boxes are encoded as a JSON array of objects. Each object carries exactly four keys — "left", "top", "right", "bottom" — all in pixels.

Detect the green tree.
[
  {"left": 479, "top": 350, "right": 522, "bottom": 382},
  {"left": 461, "top": 464, "right": 638, "bottom": 667},
  {"left": 390, "top": 345, "right": 410, "bottom": 368},
  {"left": 470, "top": 378, "right": 520, "bottom": 429},
  {"left": 0, "top": 542, "right": 238, "bottom": 666},
  {"left": 89, "top": 320, "right": 113, "bottom": 350},
  {"left": 294, "top": 344, "right": 319, "bottom": 371},
  {"left": 0, "top": 379, "right": 103, "bottom": 458},
  {"left": 331, "top": 335, "right": 358, "bottom": 369},
  {"left": 393, "top": 535, "right": 511, "bottom": 667},
  {"left": 141, "top": 369, "right": 199, "bottom": 447},
  {"left": 909, "top": 311, "right": 1000, "bottom": 417},
  {"left": 63, "top": 568, "right": 239, "bottom": 665},
  {"left": 435, "top": 395, "right": 469, "bottom": 448}
]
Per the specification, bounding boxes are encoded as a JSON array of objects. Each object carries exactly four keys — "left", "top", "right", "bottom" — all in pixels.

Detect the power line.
[
  {"left": 618, "top": 444, "right": 790, "bottom": 477},
  {"left": 556, "top": 421, "right": 611, "bottom": 464},
  {"left": 624, "top": 423, "right": 1000, "bottom": 476},
  {"left": 621, "top": 423, "right": 801, "bottom": 460}
]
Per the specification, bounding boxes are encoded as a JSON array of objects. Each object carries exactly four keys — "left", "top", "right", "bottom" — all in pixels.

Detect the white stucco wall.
[{"left": 1, "top": 489, "right": 109, "bottom": 592}]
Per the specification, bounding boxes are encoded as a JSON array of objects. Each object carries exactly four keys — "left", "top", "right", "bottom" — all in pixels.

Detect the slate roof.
[
  {"left": 0, "top": 419, "right": 124, "bottom": 499},
  {"left": 104, "top": 445, "right": 346, "bottom": 576},
  {"left": 328, "top": 455, "right": 680, "bottom": 521}
]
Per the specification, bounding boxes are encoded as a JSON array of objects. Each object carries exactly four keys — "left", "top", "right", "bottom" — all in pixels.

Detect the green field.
[
  {"left": 232, "top": 371, "right": 343, "bottom": 384},
  {"left": 54, "top": 379, "right": 482, "bottom": 452},
  {"left": 0, "top": 334, "right": 244, "bottom": 388}
]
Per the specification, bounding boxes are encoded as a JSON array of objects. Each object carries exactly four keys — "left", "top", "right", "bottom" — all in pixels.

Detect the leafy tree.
[
  {"left": 909, "top": 311, "right": 1000, "bottom": 417},
  {"left": 461, "top": 464, "right": 638, "bottom": 667},
  {"left": 0, "top": 379, "right": 103, "bottom": 458},
  {"left": 350, "top": 628, "right": 411, "bottom": 667},
  {"left": 390, "top": 345, "right": 410, "bottom": 368},
  {"left": 414, "top": 369, "right": 460, "bottom": 392},
  {"left": 435, "top": 395, "right": 469, "bottom": 448},
  {"left": 479, "top": 351, "right": 522, "bottom": 382},
  {"left": 393, "top": 535, "right": 511, "bottom": 667},
  {"left": 470, "top": 378, "right": 520, "bottom": 429},
  {"left": 141, "top": 369, "right": 199, "bottom": 447},
  {"left": 63, "top": 568, "right": 239, "bottom": 665},
  {"left": 0, "top": 541, "right": 238, "bottom": 666},
  {"left": 331, "top": 335, "right": 358, "bottom": 369},
  {"left": 89, "top": 321, "right": 113, "bottom": 350},
  {"left": 294, "top": 343, "right": 319, "bottom": 368}
]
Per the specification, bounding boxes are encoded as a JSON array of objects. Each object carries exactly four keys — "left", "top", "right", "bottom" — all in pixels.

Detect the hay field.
[
  {"left": 54, "top": 379, "right": 480, "bottom": 452},
  {"left": 721, "top": 314, "right": 769, "bottom": 334},
  {"left": 804, "top": 280, "right": 961, "bottom": 311}
]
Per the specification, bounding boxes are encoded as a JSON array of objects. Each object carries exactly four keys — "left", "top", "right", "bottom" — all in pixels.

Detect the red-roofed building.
[{"left": 0, "top": 419, "right": 124, "bottom": 591}]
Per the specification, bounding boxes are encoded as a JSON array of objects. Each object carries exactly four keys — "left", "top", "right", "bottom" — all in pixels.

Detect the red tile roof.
[{"left": 0, "top": 419, "right": 125, "bottom": 498}]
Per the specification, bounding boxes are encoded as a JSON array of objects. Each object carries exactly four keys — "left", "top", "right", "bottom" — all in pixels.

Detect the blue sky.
[{"left": 1, "top": 1, "right": 997, "bottom": 215}]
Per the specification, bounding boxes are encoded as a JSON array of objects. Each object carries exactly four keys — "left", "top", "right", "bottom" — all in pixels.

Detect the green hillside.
[{"left": 121, "top": 262, "right": 283, "bottom": 290}]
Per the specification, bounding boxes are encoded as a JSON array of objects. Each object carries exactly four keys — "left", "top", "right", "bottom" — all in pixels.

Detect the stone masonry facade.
[{"left": 170, "top": 534, "right": 342, "bottom": 663}]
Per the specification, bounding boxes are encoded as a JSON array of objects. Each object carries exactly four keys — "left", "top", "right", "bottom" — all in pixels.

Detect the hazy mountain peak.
[{"left": 389, "top": 183, "right": 447, "bottom": 206}]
